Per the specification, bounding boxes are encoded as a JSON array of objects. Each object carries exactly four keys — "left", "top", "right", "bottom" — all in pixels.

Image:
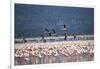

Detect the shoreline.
[{"left": 15, "top": 35, "right": 94, "bottom": 43}]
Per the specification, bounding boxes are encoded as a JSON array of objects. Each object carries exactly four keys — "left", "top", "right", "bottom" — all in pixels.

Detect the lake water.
[{"left": 15, "top": 4, "right": 94, "bottom": 38}]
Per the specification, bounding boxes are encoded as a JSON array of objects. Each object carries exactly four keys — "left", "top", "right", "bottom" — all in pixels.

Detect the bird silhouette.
[
  {"left": 45, "top": 28, "right": 52, "bottom": 36},
  {"left": 48, "top": 32, "right": 52, "bottom": 36},
  {"left": 45, "top": 28, "right": 49, "bottom": 33},
  {"left": 60, "top": 24, "right": 67, "bottom": 31},
  {"left": 41, "top": 35, "right": 44, "bottom": 39},
  {"left": 64, "top": 24, "right": 66, "bottom": 28},
  {"left": 63, "top": 24, "right": 67, "bottom": 30},
  {"left": 52, "top": 29, "right": 56, "bottom": 34}
]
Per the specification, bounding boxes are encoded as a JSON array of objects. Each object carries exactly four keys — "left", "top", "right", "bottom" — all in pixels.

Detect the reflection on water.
[{"left": 15, "top": 53, "right": 94, "bottom": 65}]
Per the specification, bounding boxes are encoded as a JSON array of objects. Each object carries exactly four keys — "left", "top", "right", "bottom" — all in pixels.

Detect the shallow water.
[{"left": 15, "top": 53, "right": 94, "bottom": 65}]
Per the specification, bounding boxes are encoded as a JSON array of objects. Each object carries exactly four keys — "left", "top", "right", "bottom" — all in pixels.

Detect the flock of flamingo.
[{"left": 15, "top": 40, "right": 94, "bottom": 65}]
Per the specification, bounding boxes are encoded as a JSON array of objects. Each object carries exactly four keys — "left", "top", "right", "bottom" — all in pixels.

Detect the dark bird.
[
  {"left": 41, "top": 35, "right": 44, "bottom": 39},
  {"left": 45, "top": 28, "right": 52, "bottom": 36},
  {"left": 63, "top": 24, "right": 67, "bottom": 30},
  {"left": 73, "top": 34, "right": 76, "bottom": 40},
  {"left": 61, "top": 24, "right": 67, "bottom": 31},
  {"left": 52, "top": 29, "right": 56, "bottom": 34},
  {"left": 64, "top": 34, "right": 67, "bottom": 40},
  {"left": 74, "top": 35, "right": 76, "bottom": 40},
  {"left": 64, "top": 24, "right": 66, "bottom": 28},
  {"left": 51, "top": 29, "right": 57, "bottom": 36},
  {"left": 48, "top": 32, "right": 52, "bottom": 36},
  {"left": 41, "top": 34, "right": 46, "bottom": 42},
  {"left": 45, "top": 28, "right": 49, "bottom": 33},
  {"left": 23, "top": 37, "right": 27, "bottom": 43}
]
